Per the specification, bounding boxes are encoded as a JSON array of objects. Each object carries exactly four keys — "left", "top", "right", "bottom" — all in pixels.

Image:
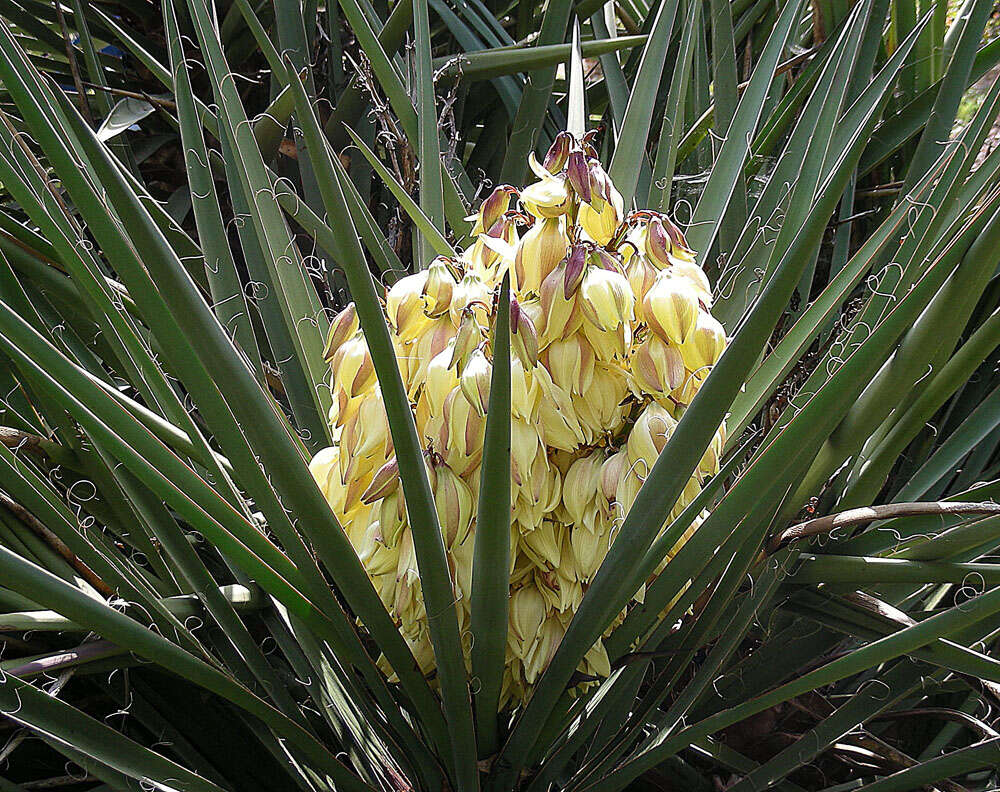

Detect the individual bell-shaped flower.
[
  {"left": 450, "top": 534, "right": 476, "bottom": 613},
  {"left": 627, "top": 400, "right": 678, "bottom": 464},
  {"left": 430, "top": 459, "right": 474, "bottom": 547},
  {"left": 510, "top": 358, "right": 542, "bottom": 422},
  {"left": 670, "top": 260, "right": 713, "bottom": 308},
  {"left": 323, "top": 303, "right": 358, "bottom": 362},
  {"left": 630, "top": 333, "right": 685, "bottom": 397},
  {"left": 533, "top": 366, "right": 588, "bottom": 450},
  {"left": 438, "top": 388, "right": 486, "bottom": 476},
  {"left": 514, "top": 217, "right": 568, "bottom": 295},
  {"left": 468, "top": 185, "right": 517, "bottom": 236},
  {"left": 510, "top": 298, "right": 540, "bottom": 369},
  {"left": 379, "top": 490, "right": 408, "bottom": 547},
  {"left": 541, "top": 132, "right": 572, "bottom": 173},
  {"left": 459, "top": 346, "right": 492, "bottom": 416},
  {"left": 572, "top": 363, "right": 630, "bottom": 437},
  {"left": 310, "top": 446, "right": 350, "bottom": 520},
  {"left": 625, "top": 253, "right": 660, "bottom": 311},
  {"left": 330, "top": 331, "right": 376, "bottom": 401},
  {"left": 422, "top": 257, "right": 459, "bottom": 318},
  {"left": 417, "top": 345, "right": 460, "bottom": 431},
  {"left": 579, "top": 168, "right": 624, "bottom": 245},
  {"left": 643, "top": 273, "right": 699, "bottom": 345},
  {"left": 386, "top": 271, "right": 431, "bottom": 341},
  {"left": 357, "top": 519, "right": 401, "bottom": 577},
  {"left": 562, "top": 452, "right": 605, "bottom": 527},
  {"left": 449, "top": 271, "right": 492, "bottom": 328},
  {"left": 510, "top": 418, "right": 546, "bottom": 488},
  {"left": 579, "top": 263, "right": 635, "bottom": 333},
  {"left": 521, "top": 155, "right": 571, "bottom": 218},
  {"left": 520, "top": 520, "right": 564, "bottom": 569},
  {"left": 541, "top": 333, "right": 595, "bottom": 396},
  {"left": 394, "top": 530, "right": 426, "bottom": 633},
  {"left": 509, "top": 585, "right": 547, "bottom": 659},
  {"left": 679, "top": 310, "right": 726, "bottom": 373},
  {"left": 536, "top": 564, "right": 582, "bottom": 613},
  {"left": 571, "top": 522, "right": 611, "bottom": 583},
  {"left": 538, "top": 261, "right": 584, "bottom": 347},
  {"left": 361, "top": 456, "right": 400, "bottom": 504},
  {"left": 469, "top": 213, "right": 519, "bottom": 281},
  {"left": 405, "top": 317, "right": 455, "bottom": 396},
  {"left": 600, "top": 450, "right": 629, "bottom": 504}
]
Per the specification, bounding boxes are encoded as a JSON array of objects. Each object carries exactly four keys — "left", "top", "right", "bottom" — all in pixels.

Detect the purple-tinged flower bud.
[
  {"left": 567, "top": 150, "right": 591, "bottom": 203},
  {"left": 510, "top": 297, "right": 539, "bottom": 368},
  {"left": 564, "top": 244, "right": 587, "bottom": 300},
  {"left": 475, "top": 185, "right": 517, "bottom": 236},
  {"left": 645, "top": 216, "right": 671, "bottom": 267},
  {"left": 542, "top": 132, "right": 572, "bottom": 173}
]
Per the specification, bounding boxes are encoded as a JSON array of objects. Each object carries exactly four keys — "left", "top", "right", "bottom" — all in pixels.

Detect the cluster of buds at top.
[{"left": 311, "top": 132, "right": 727, "bottom": 707}]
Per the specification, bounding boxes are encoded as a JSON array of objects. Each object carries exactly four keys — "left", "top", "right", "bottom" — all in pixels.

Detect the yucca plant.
[{"left": 2, "top": 0, "right": 1000, "bottom": 790}]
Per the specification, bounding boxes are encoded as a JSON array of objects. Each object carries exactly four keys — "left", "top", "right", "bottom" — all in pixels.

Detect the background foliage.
[{"left": 1, "top": 0, "right": 1000, "bottom": 790}]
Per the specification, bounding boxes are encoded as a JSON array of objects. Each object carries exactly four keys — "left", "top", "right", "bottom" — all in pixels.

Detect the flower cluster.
[{"left": 310, "top": 132, "right": 727, "bottom": 707}]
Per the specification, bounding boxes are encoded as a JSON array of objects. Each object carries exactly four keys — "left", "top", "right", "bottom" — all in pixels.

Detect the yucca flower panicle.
[{"left": 312, "top": 132, "right": 728, "bottom": 706}]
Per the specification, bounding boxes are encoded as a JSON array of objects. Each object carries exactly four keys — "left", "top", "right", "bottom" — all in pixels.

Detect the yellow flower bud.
[
  {"left": 469, "top": 185, "right": 516, "bottom": 236},
  {"left": 510, "top": 298, "right": 540, "bottom": 369}
]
